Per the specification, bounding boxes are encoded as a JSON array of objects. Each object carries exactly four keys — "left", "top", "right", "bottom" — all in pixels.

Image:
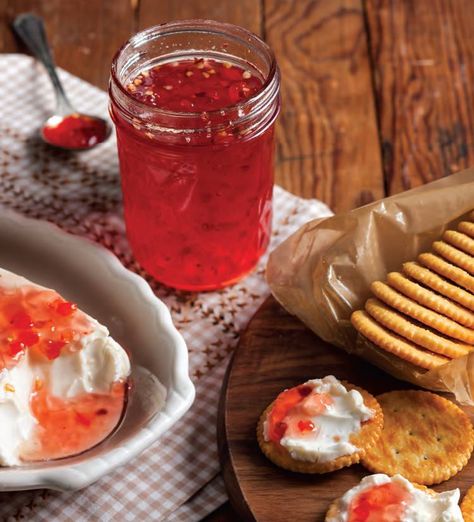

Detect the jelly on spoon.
[{"left": 13, "top": 13, "right": 111, "bottom": 151}]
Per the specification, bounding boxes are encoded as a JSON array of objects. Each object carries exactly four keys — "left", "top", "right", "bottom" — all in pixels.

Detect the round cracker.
[
  {"left": 257, "top": 381, "right": 383, "bottom": 474},
  {"left": 351, "top": 310, "right": 449, "bottom": 370},
  {"left": 365, "top": 298, "right": 472, "bottom": 358},
  {"left": 370, "top": 282, "right": 474, "bottom": 345},
  {"left": 386, "top": 271, "right": 474, "bottom": 328},
  {"left": 361, "top": 390, "right": 474, "bottom": 485},
  {"left": 403, "top": 262, "right": 474, "bottom": 311},
  {"left": 461, "top": 485, "right": 474, "bottom": 522}
]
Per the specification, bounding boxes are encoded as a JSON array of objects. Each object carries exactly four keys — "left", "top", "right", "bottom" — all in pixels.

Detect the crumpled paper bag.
[{"left": 267, "top": 170, "right": 474, "bottom": 404}]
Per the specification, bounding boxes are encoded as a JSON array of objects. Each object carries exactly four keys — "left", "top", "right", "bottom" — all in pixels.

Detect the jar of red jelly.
[{"left": 109, "top": 20, "right": 280, "bottom": 291}]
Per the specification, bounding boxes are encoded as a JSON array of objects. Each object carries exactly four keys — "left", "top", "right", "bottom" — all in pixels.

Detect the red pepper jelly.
[
  {"left": 0, "top": 286, "right": 91, "bottom": 370},
  {"left": 348, "top": 482, "right": 411, "bottom": 522},
  {"left": 266, "top": 385, "right": 333, "bottom": 444},
  {"left": 110, "top": 21, "right": 280, "bottom": 290},
  {"left": 42, "top": 113, "right": 108, "bottom": 150},
  {"left": 23, "top": 381, "right": 126, "bottom": 462},
  {"left": 0, "top": 276, "right": 128, "bottom": 463},
  {"left": 127, "top": 59, "right": 263, "bottom": 112}
]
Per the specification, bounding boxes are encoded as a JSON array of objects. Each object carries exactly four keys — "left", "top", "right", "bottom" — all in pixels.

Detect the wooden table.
[{"left": 1, "top": 0, "right": 474, "bottom": 520}]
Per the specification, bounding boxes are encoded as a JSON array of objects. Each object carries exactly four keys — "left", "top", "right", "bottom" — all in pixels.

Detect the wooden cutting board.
[{"left": 217, "top": 295, "right": 474, "bottom": 522}]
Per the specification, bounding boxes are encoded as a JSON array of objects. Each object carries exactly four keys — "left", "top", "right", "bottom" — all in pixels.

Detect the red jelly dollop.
[
  {"left": 267, "top": 385, "right": 333, "bottom": 444},
  {"left": 21, "top": 381, "right": 126, "bottom": 461},
  {"left": 0, "top": 286, "right": 91, "bottom": 370},
  {"left": 348, "top": 482, "right": 412, "bottom": 522},
  {"left": 42, "top": 113, "right": 108, "bottom": 149}
]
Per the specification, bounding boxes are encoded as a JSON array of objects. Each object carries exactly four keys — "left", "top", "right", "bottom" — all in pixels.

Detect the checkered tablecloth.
[{"left": 0, "top": 54, "right": 332, "bottom": 521}]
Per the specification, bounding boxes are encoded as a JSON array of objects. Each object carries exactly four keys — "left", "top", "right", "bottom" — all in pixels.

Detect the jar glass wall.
[{"left": 110, "top": 20, "right": 280, "bottom": 291}]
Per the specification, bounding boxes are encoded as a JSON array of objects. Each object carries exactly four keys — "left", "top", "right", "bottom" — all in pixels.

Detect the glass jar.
[{"left": 109, "top": 20, "right": 280, "bottom": 291}]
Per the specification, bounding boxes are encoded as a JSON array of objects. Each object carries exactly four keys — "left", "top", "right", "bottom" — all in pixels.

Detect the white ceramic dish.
[{"left": 0, "top": 207, "right": 195, "bottom": 491}]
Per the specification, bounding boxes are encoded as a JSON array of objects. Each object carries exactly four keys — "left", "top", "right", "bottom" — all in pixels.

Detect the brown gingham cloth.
[{"left": 0, "top": 54, "right": 332, "bottom": 521}]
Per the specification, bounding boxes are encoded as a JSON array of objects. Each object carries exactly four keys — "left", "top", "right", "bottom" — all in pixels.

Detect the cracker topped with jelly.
[{"left": 257, "top": 375, "right": 383, "bottom": 474}]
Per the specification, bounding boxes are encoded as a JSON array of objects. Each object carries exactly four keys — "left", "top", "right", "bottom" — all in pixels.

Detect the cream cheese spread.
[{"left": 0, "top": 268, "right": 131, "bottom": 466}]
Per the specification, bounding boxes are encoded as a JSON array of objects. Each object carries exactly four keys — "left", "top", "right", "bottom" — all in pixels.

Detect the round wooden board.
[{"left": 218, "top": 295, "right": 474, "bottom": 522}]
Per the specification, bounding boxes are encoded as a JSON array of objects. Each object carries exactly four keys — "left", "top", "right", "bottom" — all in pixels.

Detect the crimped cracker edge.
[
  {"left": 386, "top": 271, "right": 474, "bottom": 329},
  {"left": 461, "top": 484, "right": 474, "bottom": 522},
  {"left": 351, "top": 310, "right": 449, "bottom": 370},
  {"left": 365, "top": 297, "right": 472, "bottom": 358},
  {"left": 403, "top": 261, "right": 474, "bottom": 311}
]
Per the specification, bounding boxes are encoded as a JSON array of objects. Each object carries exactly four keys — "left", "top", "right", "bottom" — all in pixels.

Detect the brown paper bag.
[{"left": 267, "top": 170, "right": 474, "bottom": 404}]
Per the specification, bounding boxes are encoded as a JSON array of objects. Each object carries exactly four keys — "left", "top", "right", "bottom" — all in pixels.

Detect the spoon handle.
[{"left": 13, "top": 13, "right": 74, "bottom": 115}]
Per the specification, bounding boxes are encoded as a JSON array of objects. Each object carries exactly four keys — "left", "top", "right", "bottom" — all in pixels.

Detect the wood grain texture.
[
  {"left": 219, "top": 296, "right": 474, "bottom": 521},
  {"left": 1, "top": 0, "right": 135, "bottom": 89},
  {"left": 265, "top": 0, "right": 384, "bottom": 212},
  {"left": 366, "top": 0, "right": 474, "bottom": 194},
  {"left": 137, "top": 0, "right": 261, "bottom": 35}
]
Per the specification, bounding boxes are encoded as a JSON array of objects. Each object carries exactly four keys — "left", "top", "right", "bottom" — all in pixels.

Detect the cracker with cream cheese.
[{"left": 257, "top": 377, "right": 383, "bottom": 474}]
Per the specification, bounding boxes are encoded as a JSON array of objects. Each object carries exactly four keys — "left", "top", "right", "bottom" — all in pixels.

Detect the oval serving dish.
[{"left": 0, "top": 207, "right": 195, "bottom": 491}]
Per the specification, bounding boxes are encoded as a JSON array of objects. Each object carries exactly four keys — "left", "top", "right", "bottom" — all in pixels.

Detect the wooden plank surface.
[
  {"left": 1, "top": 0, "right": 135, "bottom": 89},
  {"left": 366, "top": 0, "right": 474, "bottom": 194},
  {"left": 265, "top": 0, "right": 384, "bottom": 211},
  {"left": 138, "top": 0, "right": 261, "bottom": 35}
]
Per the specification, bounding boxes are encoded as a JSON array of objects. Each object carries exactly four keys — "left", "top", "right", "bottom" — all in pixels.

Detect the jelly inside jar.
[
  {"left": 114, "top": 57, "right": 276, "bottom": 291},
  {"left": 126, "top": 58, "right": 263, "bottom": 112},
  {"left": 348, "top": 482, "right": 412, "bottom": 522}
]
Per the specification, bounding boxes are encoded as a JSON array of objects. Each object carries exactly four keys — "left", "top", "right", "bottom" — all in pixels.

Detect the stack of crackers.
[
  {"left": 352, "top": 212, "right": 474, "bottom": 370},
  {"left": 346, "top": 212, "right": 474, "bottom": 517}
]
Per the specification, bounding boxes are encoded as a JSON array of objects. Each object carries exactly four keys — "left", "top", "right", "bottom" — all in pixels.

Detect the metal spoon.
[{"left": 13, "top": 13, "right": 111, "bottom": 151}]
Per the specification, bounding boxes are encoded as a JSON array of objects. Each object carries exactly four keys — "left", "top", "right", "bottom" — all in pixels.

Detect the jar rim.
[{"left": 110, "top": 19, "right": 278, "bottom": 119}]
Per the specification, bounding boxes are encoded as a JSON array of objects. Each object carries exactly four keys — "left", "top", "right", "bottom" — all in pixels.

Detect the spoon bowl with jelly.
[
  {"left": 41, "top": 113, "right": 110, "bottom": 151},
  {"left": 13, "top": 13, "right": 111, "bottom": 151}
]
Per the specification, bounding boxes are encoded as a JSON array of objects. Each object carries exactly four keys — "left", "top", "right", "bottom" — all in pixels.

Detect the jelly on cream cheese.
[
  {"left": 327, "top": 474, "right": 464, "bottom": 522},
  {"left": 263, "top": 375, "right": 374, "bottom": 463},
  {"left": 0, "top": 268, "right": 131, "bottom": 466}
]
